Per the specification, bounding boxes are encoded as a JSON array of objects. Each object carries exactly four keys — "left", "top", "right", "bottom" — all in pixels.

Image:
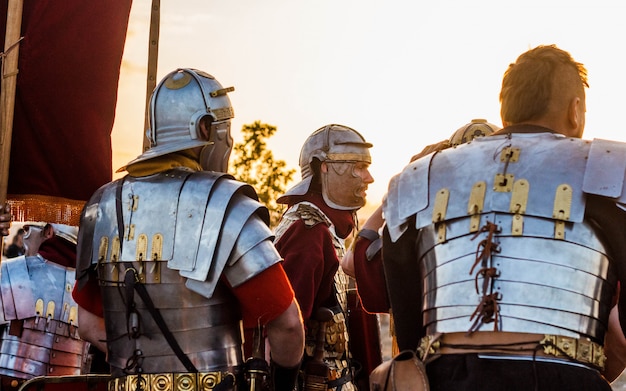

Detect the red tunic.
[
  {"left": 352, "top": 235, "right": 390, "bottom": 313},
  {"left": 275, "top": 193, "right": 354, "bottom": 321},
  {"left": 276, "top": 192, "right": 382, "bottom": 390}
]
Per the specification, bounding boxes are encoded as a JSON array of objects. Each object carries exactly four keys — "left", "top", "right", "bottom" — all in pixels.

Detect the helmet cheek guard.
[
  {"left": 121, "top": 68, "right": 235, "bottom": 172},
  {"left": 199, "top": 120, "right": 233, "bottom": 172},
  {"left": 322, "top": 161, "right": 369, "bottom": 210},
  {"left": 278, "top": 124, "right": 373, "bottom": 210}
]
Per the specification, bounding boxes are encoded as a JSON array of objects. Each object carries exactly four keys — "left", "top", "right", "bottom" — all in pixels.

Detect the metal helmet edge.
[
  {"left": 121, "top": 68, "right": 235, "bottom": 170},
  {"left": 449, "top": 118, "right": 500, "bottom": 146},
  {"left": 278, "top": 124, "right": 373, "bottom": 208}
]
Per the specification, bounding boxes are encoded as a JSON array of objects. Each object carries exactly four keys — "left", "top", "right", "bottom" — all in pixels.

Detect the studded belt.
[
  {"left": 107, "top": 371, "right": 236, "bottom": 391},
  {"left": 418, "top": 332, "right": 606, "bottom": 370}
]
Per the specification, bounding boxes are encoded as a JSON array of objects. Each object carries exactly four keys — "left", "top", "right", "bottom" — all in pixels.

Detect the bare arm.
[
  {"left": 78, "top": 305, "right": 108, "bottom": 354},
  {"left": 266, "top": 299, "right": 304, "bottom": 367}
]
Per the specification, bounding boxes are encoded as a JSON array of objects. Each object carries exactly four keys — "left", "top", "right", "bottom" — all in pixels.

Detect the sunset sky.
[{"left": 111, "top": 0, "right": 626, "bottom": 215}]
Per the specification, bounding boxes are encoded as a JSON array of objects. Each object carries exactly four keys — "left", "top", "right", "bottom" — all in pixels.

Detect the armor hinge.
[
  {"left": 129, "top": 194, "right": 139, "bottom": 211},
  {"left": 509, "top": 179, "right": 529, "bottom": 236},
  {"left": 552, "top": 184, "right": 572, "bottom": 240},
  {"left": 493, "top": 173, "right": 514, "bottom": 192},
  {"left": 46, "top": 301, "right": 55, "bottom": 319},
  {"left": 468, "top": 181, "right": 486, "bottom": 233},
  {"left": 145, "top": 234, "right": 163, "bottom": 284},
  {"left": 125, "top": 224, "right": 136, "bottom": 241},
  {"left": 136, "top": 234, "right": 148, "bottom": 283},
  {"left": 69, "top": 306, "right": 78, "bottom": 326},
  {"left": 500, "top": 147, "right": 520, "bottom": 162},
  {"left": 35, "top": 298, "right": 44, "bottom": 317},
  {"left": 110, "top": 237, "right": 121, "bottom": 282},
  {"left": 433, "top": 188, "right": 449, "bottom": 243},
  {"left": 98, "top": 236, "right": 109, "bottom": 265}
]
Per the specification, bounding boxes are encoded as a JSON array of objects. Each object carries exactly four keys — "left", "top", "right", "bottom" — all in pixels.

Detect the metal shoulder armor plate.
[
  {"left": 583, "top": 138, "right": 626, "bottom": 203},
  {"left": 1, "top": 256, "right": 78, "bottom": 324},
  {"left": 76, "top": 183, "right": 108, "bottom": 289},
  {"left": 386, "top": 133, "right": 618, "bottom": 341},
  {"left": 385, "top": 133, "right": 591, "bottom": 241},
  {"left": 86, "top": 169, "right": 278, "bottom": 299}
]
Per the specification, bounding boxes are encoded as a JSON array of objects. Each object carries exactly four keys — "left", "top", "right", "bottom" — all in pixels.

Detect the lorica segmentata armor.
[
  {"left": 383, "top": 133, "right": 626, "bottom": 344},
  {"left": 0, "top": 255, "right": 88, "bottom": 379},
  {"left": 76, "top": 169, "right": 281, "bottom": 378}
]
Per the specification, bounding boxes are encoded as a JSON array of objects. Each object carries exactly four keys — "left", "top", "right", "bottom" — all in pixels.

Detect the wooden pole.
[
  {"left": 142, "top": 0, "right": 160, "bottom": 152},
  {"left": 0, "top": 0, "right": 24, "bottom": 255},
  {"left": 0, "top": 0, "right": 24, "bottom": 201}
]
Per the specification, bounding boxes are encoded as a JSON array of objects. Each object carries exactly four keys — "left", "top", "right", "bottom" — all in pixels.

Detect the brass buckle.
[{"left": 539, "top": 335, "right": 605, "bottom": 370}]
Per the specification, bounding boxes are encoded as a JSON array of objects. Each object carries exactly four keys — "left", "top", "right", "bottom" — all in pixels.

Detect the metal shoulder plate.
[
  {"left": 583, "top": 138, "right": 626, "bottom": 203},
  {"left": 183, "top": 178, "right": 279, "bottom": 296},
  {"left": 273, "top": 202, "right": 332, "bottom": 244},
  {"left": 1, "top": 255, "right": 78, "bottom": 325},
  {"left": 384, "top": 133, "right": 592, "bottom": 242},
  {"left": 76, "top": 183, "right": 108, "bottom": 289}
]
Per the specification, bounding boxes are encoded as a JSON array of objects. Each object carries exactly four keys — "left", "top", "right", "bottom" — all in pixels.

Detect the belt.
[
  {"left": 418, "top": 332, "right": 606, "bottom": 370},
  {"left": 108, "top": 371, "right": 236, "bottom": 391}
]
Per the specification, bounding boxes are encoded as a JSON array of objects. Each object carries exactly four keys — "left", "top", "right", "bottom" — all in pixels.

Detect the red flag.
[{"left": 1, "top": 0, "right": 132, "bottom": 224}]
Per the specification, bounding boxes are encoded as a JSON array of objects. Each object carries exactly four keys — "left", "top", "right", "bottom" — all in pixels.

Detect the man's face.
[{"left": 321, "top": 160, "right": 374, "bottom": 210}]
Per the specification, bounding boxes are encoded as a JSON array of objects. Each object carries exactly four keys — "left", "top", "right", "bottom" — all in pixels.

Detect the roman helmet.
[
  {"left": 121, "top": 68, "right": 235, "bottom": 172},
  {"left": 278, "top": 124, "right": 373, "bottom": 210},
  {"left": 449, "top": 118, "right": 500, "bottom": 146}
]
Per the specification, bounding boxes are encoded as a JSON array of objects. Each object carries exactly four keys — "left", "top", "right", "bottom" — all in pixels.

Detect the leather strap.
[{"left": 127, "top": 270, "right": 198, "bottom": 373}]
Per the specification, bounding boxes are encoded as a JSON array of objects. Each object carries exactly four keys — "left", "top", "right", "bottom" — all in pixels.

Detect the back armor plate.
[
  {"left": 0, "top": 255, "right": 87, "bottom": 379},
  {"left": 383, "top": 133, "right": 626, "bottom": 343},
  {"left": 76, "top": 169, "right": 281, "bottom": 375}
]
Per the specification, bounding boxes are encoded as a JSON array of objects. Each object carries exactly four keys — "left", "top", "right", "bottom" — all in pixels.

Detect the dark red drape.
[{"left": 1, "top": 0, "right": 132, "bottom": 202}]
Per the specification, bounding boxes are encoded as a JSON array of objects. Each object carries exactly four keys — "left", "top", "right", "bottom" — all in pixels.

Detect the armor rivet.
[
  {"left": 10, "top": 380, "right": 18, "bottom": 387},
  {"left": 563, "top": 342, "right": 570, "bottom": 350}
]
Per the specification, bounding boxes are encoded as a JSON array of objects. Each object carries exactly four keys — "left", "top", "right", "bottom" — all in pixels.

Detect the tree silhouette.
[{"left": 230, "top": 121, "right": 296, "bottom": 227}]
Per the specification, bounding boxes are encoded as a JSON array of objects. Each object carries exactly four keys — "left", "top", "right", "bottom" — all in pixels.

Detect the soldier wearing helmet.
[
  {"left": 73, "top": 68, "right": 304, "bottom": 391},
  {"left": 342, "top": 119, "right": 500, "bottom": 315},
  {"left": 274, "top": 124, "right": 374, "bottom": 391}
]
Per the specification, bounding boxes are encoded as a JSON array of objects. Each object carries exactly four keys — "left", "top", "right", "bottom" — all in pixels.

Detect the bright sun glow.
[{"left": 112, "top": 0, "right": 626, "bottom": 220}]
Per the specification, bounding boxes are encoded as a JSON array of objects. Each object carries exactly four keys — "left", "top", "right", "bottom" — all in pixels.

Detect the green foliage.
[{"left": 230, "top": 121, "right": 296, "bottom": 227}]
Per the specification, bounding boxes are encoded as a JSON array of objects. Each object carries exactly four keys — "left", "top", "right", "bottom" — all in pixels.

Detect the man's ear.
[
  {"left": 43, "top": 224, "right": 55, "bottom": 239},
  {"left": 198, "top": 117, "right": 211, "bottom": 140},
  {"left": 567, "top": 97, "right": 582, "bottom": 135},
  {"left": 320, "top": 161, "right": 328, "bottom": 173}
]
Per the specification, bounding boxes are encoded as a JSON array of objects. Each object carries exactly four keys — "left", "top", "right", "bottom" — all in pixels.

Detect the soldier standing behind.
[{"left": 274, "top": 124, "right": 375, "bottom": 390}]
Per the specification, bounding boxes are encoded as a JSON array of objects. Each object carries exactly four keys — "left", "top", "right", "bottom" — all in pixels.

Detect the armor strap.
[
  {"left": 124, "top": 269, "right": 198, "bottom": 373},
  {"left": 115, "top": 177, "right": 125, "bottom": 255},
  {"left": 114, "top": 179, "right": 196, "bottom": 373}
]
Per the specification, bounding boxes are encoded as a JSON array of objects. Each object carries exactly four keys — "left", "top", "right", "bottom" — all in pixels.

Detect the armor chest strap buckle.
[{"left": 418, "top": 332, "right": 606, "bottom": 370}]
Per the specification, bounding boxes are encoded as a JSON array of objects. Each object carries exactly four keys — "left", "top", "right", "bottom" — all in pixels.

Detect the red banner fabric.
[{"left": 1, "top": 0, "right": 132, "bottom": 203}]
